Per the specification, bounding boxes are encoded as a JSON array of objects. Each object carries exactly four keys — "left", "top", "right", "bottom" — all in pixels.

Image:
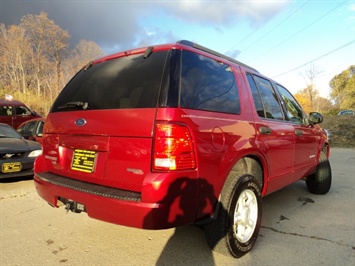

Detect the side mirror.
[{"left": 309, "top": 112, "right": 323, "bottom": 125}]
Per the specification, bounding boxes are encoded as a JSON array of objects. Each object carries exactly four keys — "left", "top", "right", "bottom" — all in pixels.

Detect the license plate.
[
  {"left": 71, "top": 149, "right": 97, "bottom": 173},
  {"left": 2, "top": 162, "right": 22, "bottom": 173}
]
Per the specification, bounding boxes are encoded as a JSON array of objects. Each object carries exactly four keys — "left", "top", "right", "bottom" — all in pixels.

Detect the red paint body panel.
[
  {"left": 34, "top": 174, "right": 196, "bottom": 229},
  {"left": 34, "top": 42, "right": 329, "bottom": 230}
]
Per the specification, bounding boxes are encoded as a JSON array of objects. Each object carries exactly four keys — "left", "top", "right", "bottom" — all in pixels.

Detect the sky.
[{"left": 1, "top": 0, "right": 354, "bottom": 98}]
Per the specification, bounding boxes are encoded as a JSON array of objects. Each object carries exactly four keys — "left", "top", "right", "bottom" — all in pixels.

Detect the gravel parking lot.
[{"left": 1, "top": 148, "right": 354, "bottom": 266}]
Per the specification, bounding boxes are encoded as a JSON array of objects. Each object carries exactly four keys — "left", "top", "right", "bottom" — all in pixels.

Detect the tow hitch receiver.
[{"left": 59, "top": 197, "right": 86, "bottom": 213}]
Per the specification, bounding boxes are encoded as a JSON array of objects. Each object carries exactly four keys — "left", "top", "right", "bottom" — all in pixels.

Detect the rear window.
[
  {"left": 180, "top": 50, "right": 240, "bottom": 114},
  {"left": 51, "top": 51, "right": 168, "bottom": 112}
]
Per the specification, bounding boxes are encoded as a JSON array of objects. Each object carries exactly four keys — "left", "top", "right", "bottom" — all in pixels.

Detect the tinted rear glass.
[
  {"left": 180, "top": 50, "right": 240, "bottom": 114},
  {"left": 51, "top": 51, "right": 168, "bottom": 112}
]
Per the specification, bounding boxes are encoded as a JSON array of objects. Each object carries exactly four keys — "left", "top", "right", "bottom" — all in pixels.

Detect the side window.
[
  {"left": 0, "top": 106, "right": 12, "bottom": 116},
  {"left": 247, "top": 74, "right": 265, "bottom": 118},
  {"left": 18, "top": 121, "right": 35, "bottom": 135},
  {"left": 276, "top": 84, "right": 306, "bottom": 124},
  {"left": 253, "top": 75, "right": 284, "bottom": 120},
  {"left": 15, "top": 106, "right": 31, "bottom": 116},
  {"left": 25, "top": 121, "right": 36, "bottom": 133},
  {"left": 180, "top": 50, "right": 240, "bottom": 114}
]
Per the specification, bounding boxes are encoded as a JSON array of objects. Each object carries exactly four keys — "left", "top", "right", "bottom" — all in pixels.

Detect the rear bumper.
[{"left": 34, "top": 171, "right": 199, "bottom": 229}]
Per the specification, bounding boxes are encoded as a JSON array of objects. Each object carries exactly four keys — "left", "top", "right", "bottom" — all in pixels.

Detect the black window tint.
[
  {"left": 253, "top": 76, "right": 283, "bottom": 120},
  {"left": 247, "top": 73, "right": 265, "bottom": 118},
  {"left": 276, "top": 84, "right": 306, "bottom": 124},
  {"left": 0, "top": 106, "right": 10, "bottom": 116},
  {"left": 180, "top": 50, "right": 240, "bottom": 114},
  {"left": 159, "top": 49, "right": 180, "bottom": 107},
  {"left": 51, "top": 51, "right": 168, "bottom": 112},
  {"left": 25, "top": 121, "right": 36, "bottom": 133},
  {"left": 15, "top": 106, "right": 31, "bottom": 116}
]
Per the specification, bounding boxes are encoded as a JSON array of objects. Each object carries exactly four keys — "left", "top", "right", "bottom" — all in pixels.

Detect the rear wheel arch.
[{"left": 234, "top": 156, "right": 264, "bottom": 191}]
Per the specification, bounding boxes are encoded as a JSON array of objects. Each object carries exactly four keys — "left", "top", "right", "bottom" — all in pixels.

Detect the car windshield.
[{"left": 0, "top": 124, "right": 22, "bottom": 139}]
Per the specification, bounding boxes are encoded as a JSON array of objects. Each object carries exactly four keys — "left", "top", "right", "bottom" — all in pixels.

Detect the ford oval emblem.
[{"left": 75, "top": 118, "right": 86, "bottom": 126}]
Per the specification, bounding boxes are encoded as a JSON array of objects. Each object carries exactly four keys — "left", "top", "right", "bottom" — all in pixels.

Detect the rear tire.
[
  {"left": 306, "top": 150, "right": 331, "bottom": 194},
  {"left": 204, "top": 162, "right": 262, "bottom": 258}
]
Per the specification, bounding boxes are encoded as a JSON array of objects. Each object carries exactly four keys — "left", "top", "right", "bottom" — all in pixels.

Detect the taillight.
[{"left": 153, "top": 123, "right": 196, "bottom": 171}]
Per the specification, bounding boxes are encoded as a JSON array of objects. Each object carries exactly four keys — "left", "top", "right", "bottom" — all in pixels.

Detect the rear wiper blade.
[{"left": 58, "top": 101, "right": 89, "bottom": 110}]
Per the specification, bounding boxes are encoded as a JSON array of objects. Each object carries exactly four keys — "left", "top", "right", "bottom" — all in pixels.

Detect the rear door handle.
[
  {"left": 260, "top": 127, "right": 272, "bottom": 135},
  {"left": 295, "top": 129, "right": 303, "bottom": 136}
]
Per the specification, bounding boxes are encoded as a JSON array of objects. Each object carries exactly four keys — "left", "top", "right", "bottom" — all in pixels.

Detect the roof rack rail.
[{"left": 177, "top": 40, "right": 258, "bottom": 73}]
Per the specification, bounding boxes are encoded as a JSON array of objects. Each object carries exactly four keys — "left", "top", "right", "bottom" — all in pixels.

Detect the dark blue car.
[{"left": 0, "top": 123, "right": 42, "bottom": 179}]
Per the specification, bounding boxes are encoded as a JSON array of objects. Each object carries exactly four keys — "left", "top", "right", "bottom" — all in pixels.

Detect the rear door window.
[
  {"left": 51, "top": 51, "right": 168, "bottom": 112},
  {"left": 247, "top": 73, "right": 265, "bottom": 117},
  {"left": 180, "top": 50, "right": 240, "bottom": 114},
  {"left": 248, "top": 74, "right": 284, "bottom": 120}
]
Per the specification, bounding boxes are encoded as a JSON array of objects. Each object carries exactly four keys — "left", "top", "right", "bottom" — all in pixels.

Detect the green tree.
[{"left": 329, "top": 65, "right": 355, "bottom": 110}]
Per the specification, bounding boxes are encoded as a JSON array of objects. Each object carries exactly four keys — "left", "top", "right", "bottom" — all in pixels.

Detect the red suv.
[
  {"left": 0, "top": 99, "right": 42, "bottom": 129},
  {"left": 34, "top": 41, "right": 331, "bottom": 258}
]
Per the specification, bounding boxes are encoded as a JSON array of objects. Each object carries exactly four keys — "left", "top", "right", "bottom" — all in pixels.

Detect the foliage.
[
  {"left": 295, "top": 64, "right": 355, "bottom": 116},
  {"left": 294, "top": 89, "right": 333, "bottom": 115},
  {"left": 0, "top": 12, "right": 105, "bottom": 114},
  {"left": 329, "top": 65, "right": 355, "bottom": 110}
]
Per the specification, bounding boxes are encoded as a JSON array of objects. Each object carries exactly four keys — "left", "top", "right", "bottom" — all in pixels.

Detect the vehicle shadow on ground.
[
  {"left": 142, "top": 177, "right": 219, "bottom": 265},
  {"left": 155, "top": 181, "right": 312, "bottom": 265},
  {"left": 0, "top": 175, "right": 33, "bottom": 183},
  {"left": 155, "top": 225, "right": 216, "bottom": 266}
]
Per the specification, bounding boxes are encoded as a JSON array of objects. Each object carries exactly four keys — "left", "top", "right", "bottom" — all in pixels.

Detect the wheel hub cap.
[{"left": 233, "top": 189, "right": 258, "bottom": 243}]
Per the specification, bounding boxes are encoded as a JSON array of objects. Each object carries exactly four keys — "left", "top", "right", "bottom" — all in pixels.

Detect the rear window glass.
[
  {"left": 180, "top": 50, "right": 240, "bottom": 114},
  {"left": 51, "top": 51, "right": 168, "bottom": 112}
]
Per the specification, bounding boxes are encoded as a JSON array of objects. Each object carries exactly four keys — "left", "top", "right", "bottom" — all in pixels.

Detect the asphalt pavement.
[{"left": 1, "top": 148, "right": 354, "bottom": 265}]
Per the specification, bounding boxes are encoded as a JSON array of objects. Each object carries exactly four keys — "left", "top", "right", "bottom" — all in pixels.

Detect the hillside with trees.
[
  {"left": 0, "top": 12, "right": 354, "bottom": 118},
  {"left": 0, "top": 12, "right": 105, "bottom": 115}
]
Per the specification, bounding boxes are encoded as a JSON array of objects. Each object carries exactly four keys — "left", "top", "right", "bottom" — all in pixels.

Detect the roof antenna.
[
  {"left": 84, "top": 61, "right": 93, "bottom": 71},
  {"left": 143, "top": 46, "right": 154, "bottom": 59}
]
